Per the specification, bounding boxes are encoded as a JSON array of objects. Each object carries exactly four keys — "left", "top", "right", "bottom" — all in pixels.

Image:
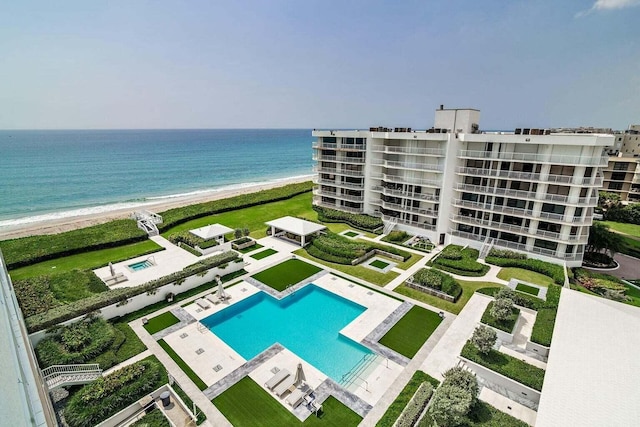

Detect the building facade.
[
  {"left": 312, "top": 107, "right": 612, "bottom": 266},
  {"left": 602, "top": 155, "right": 640, "bottom": 202},
  {"left": 619, "top": 124, "right": 640, "bottom": 157}
]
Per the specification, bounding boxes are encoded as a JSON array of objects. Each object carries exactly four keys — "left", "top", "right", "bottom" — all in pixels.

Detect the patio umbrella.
[
  {"left": 294, "top": 363, "right": 306, "bottom": 386},
  {"left": 109, "top": 262, "right": 115, "bottom": 276}
]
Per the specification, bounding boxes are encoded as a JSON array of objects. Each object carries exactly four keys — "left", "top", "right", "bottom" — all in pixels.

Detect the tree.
[
  {"left": 490, "top": 297, "right": 513, "bottom": 321},
  {"left": 598, "top": 191, "right": 620, "bottom": 209},
  {"left": 234, "top": 228, "right": 243, "bottom": 239},
  {"left": 470, "top": 325, "right": 497, "bottom": 355},
  {"left": 442, "top": 367, "right": 479, "bottom": 398},
  {"left": 587, "top": 222, "right": 623, "bottom": 259},
  {"left": 429, "top": 383, "right": 474, "bottom": 427},
  {"left": 242, "top": 227, "right": 250, "bottom": 237}
]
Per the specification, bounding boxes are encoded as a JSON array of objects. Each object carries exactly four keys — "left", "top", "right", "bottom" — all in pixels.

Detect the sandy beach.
[{"left": 0, "top": 176, "right": 313, "bottom": 241}]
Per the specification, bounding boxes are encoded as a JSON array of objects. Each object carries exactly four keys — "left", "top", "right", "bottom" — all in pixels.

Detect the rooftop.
[
  {"left": 190, "top": 224, "right": 234, "bottom": 240},
  {"left": 265, "top": 216, "right": 327, "bottom": 236}
]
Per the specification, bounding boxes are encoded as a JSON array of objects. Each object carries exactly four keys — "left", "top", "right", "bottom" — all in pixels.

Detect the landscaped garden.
[
  {"left": 430, "top": 245, "right": 489, "bottom": 277},
  {"left": 306, "top": 232, "right": 412, "bottom": 265},
  {"left": 313, "top": 205, "right": 383, "bottom": 234},
  {"left": 143, "top": 311, "right": 180, "bottom": 334},
  {"left": 212, "top": 376, "right": 362, "bottom": 427},
  {"left": 251, "top": 248, "right": 278, "bottom": 260},
  {"left": 158, "top": 339, "right": 208, "bottom": 390},
  {"left": 496, "top": 267, "right": 554, "bottom": 287},
  {"left": 485, "top": 249, "right": 564, "bottom": 285},
  {"left": 376, "top": 370, "right": 440, "bottom": 427},
  {"left": 344, "top": 231, "right": 359, "bottom": 238},
  {"left": 130, "top": 409, "right": 171, "bottom": 427},
  {"left": 378, "top": 306, "right": 443, "bottom": 358},
  {"left": 406, "top": 268, "right": 463, "bottom": 301},
  {"left": 480, "top": 301, "right": 520, "bottom": 333},
  {"left": 515, "top": 283, "right": 540, "bottom": 296},
  {"left": 370, "top": 259, "right": 390, "bottom": 269},
  {"left": 573, "top": 268, "right": 640, "bottom": 307},
  {"left": 396, "top": 280, "right": 500, "bottom": 315},
  {"left": 251, "top": 259, "right": 322, "bottom": 291}
]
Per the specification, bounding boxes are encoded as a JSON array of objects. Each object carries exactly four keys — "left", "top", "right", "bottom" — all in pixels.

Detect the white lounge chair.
[
  {"left": 196, "top": 298, "right": 210, "bottom": 309},
  {"left": 285, "top": 385, "right": 312, "bottom": 408},
  {"left": 265, "top": 369, "right": 290, "bottom": 390},
  {"left": 273, "top": 374, "right": 296, "bottom": 397},
  {"left": 205, "top": 294, "right": 220, "bottom": 305}
]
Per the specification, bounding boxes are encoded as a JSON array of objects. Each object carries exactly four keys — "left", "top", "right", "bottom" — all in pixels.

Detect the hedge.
[
  {"left": 432, "top": 245, "right": 489, "bottom": 277},
  {"left": 461, "top": 341, "right": 545, "bottom": 391},
  {"left": 159, "top": 181, "right": 312, "bottom": 231},
  {"left": 395, "top": 382, "right": 434, "bottom": 427},
  {"left": 0, "top": 219, "right": 147, "bottom": 269},
  {"left": 485, "top": 252, "right": 564, "bottom": 285},
  {"left": 376, "top": 370, "right": 440, "bottom": 427},
  {"left": 25, "top": 251, "right": 239, "bottom": 332},
  {"left": 412, "top": 268, "right": 462, "bottom": 300},
  {"left": 64, "top": 357, "right": 167, "bottom": 427},
  {"left": 307, "top": 232, "right": 411, "bottom": 265},
  {"left": 313, "top": 205, "right": 383, "bottom": 232},
  {"left": 530, "top": 284, "right": 561, "bottom": 346},
  {"left": 481, "top": 302, "right": 520, "bottom": 333}
]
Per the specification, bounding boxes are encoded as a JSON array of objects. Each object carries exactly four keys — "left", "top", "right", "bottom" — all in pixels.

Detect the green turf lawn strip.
[
  {"left": 213, "top": 377, "right": 362, "bottom": 427},
  {"left": 515, "top": 283, "right": 540, "bottom": 296},
  {"left": 378, "top": 306, "right": 442, "bottom": 358},
  {"left": 376, "top": 370, "right": 440, "bottom": 427},
  {"left": 480, "top": 302, "right": 520, "bottom": 333},
  {"left": 144, "top": 311, "right": 180, "bottom": 334},
  {"left": 344, "top": 231, "right": 359, "bottom": 237},
  {"left": 130, "top": 409, "right": 171, "bottom": 427},
  {"left": 158, "top": 340, "right": 207, "bottom": 391},
  {"left": 497, "top": 267, "right": 554, "bottom": 287},
  {"left": 395, "top": 280, "right": 502, "bottom": 315},
  {"left": 251, "top": 248, "right": 278, "bottom": 260},
  {"left": 461, "top": 341, "right": 545, "bottom": 391},
  {"left": 370, "top": 259, "right": 389, "bottom": 269},
  {"left": 238, "top": 242, "right": 264, "bottom": 253},
  {"left": 251, "top": 259, "right": 322, "bottom": 291},
  {"left": 9, "top": 240, "right": 164, "bottom": 281}
]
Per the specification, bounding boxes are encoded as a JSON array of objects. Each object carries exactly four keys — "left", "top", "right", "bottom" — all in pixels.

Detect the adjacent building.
[
  {"left": 312, "top": 107, "right": 612, "bottom": 266},
  {"left": 601, "top": 155, "right": 640, "bottom": 202}
]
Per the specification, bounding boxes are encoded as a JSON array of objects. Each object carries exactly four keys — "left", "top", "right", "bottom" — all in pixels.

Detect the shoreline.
[{"left": 0, "top": 175, "right": 313, "bottom": 240}]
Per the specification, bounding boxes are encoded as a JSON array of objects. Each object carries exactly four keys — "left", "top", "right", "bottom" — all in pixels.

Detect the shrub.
[
  {"left": 412, "top": 268, "right": 462, "bottom": 300},
  {"left": 470, "top": 325, "right": 497, "bottom": 355},
  {"left": 490, "top": 298, "right": 514, "bottom": 322},
  {"left": 487, "top": 249, "right": 526, "bottom": 259},
  {"left": 483, "top": 301, "right": 519, "bottom": 333},
  {"left": 433, "top": 245, "right": 489, "bottom": 277},
  {"left": 395, "top": 382, "right": 434, "bottom": 427},
  {"left": 313, "top": 205, "right": 383, "bottom": 232},
  {"left": 442, "top": 367, "right": 479, "bottom": 397},
  {"left": 307, "top": 232, "right": 411, "bottom": 265},
  {"left": 429, "top": 383, "right": 474, "bottom": 427},
  {"left": 383, "top": 230, "right": 409, "bottom": 243},
  {"left": 530, "top": 284, "right": 561, "bottom": 347},
  {"left": 440, "top": 245, "right": 463, "bottom": 260},
  {"left": 573, "top": 268, "right": 628, "bottom": 301},
  {"left": 485, "top": 255, "right": 564, "bottom": 285}
]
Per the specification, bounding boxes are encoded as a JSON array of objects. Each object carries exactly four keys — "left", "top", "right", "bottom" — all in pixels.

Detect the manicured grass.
[
  {"left": 376, "top": 370, "right": 440, "bottom": 427},
  {"left": 251, "top": 259, "right": 322, "bottom": 291},
  {"left": 130, "top": 409, "right": 171, "bottom": 427},
  {"left": 143, "top": 311, "right": 180, "bottom": 334},
  {"left": 619, "top": 234, "right": 640, "bottom": 259},
  {"left": 294, "top": 249, "right": 399, "bottom": 286},
  {"left": 497, "top": 267, "right": 554, "bottom": 287},
  {"left": 98, "top": 322, "right": 148, "bottom": 367},
  {"left": 600, "top": 221, "right": 640, "bottom": 237},
  {"left": 158, "top": 339, "right": 208, "bottom": 391},
  {"left": 464, "top": 401, "right": 530, "bottom": 427},
  {"left": 8, "top": 240, "right": 163, "bottom": 280},
  {"left": 378, "top": 306, "right": 442, "bottom": 358},
  {"left": 344, "top": 231, "right": 359, "bottom": 237},
  {"left": 395, "top": 253, "right": 423, "bottom": 270},
  {"left": 251, "top": 248, "right": 278, "bottom": 260},
  {"left": 481, "top": 302, "right": 520, "bottom": 333},
  {"left": 238, "top": 243, "right": 264, "bottom": 253},
  {"left": 461, "top": 341, "right": 545, "bottom": 391},
  {"left": 370, "top": 259, "right": 389, "bottom": 269},
  {"left": 213, "top": 377, "right": 362, "bottom": 427},
  {"left": 395, "top": 281, "right": 502, "bottom": 315},
  {"left": 515, "top": 283, "right": 540, "bottom": 296},
  {"left": 431, "top": 245, "right": 489, "bottom": 277}
]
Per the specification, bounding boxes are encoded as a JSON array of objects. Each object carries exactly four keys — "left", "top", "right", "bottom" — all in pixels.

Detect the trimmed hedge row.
[
  {"left": 395, "top": 382, "right": 434, "bottom": 427},
  {"left": 159, "top": 181, "right": 312, "bottom": 231},
  {"left": 485, "top": 250, "right": 564, "bottom": 285},
  {"left": 481, "top": 302, "right": 520, "bottom": 333},
  {"left": 412, "top": 268, "right": 462, "bottom": 300},
  {"left": 530, "top": 284, "right": 561, "bottom": 347},
  {"left": 0, "top": 219, "right": 147, "bottom": 269},
  {"left": 313, "top": 205, "right": 383, "bottom": 232},
  {"left": 64, "top": 357, "right": 167, "bottom": 427},
  {"left": 25, "top": 251, "right": 239, "bottom": 332},
  {"left": 432, "top": 245, "right": 489, "bottom": 277},
  {"left": 376, "top": 370, "right": 440, "bottom": 427},
  {"left": 308, "top": 232, "right": 411, "bottom": 265}
]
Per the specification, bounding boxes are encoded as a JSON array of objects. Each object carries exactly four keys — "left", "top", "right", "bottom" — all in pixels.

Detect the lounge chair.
[
  {"left": 205, "top": 294, "right": 220, "bottom": 305},
  {"left": 273, "top": 374, "right": 296, "bottom": 397},
  {"left": 196, "top": 298, "right": 210, "bottom": 309},
  {"left": 265, "top": 369, "right": 290, "bottom": 390},
  {"left": 286, "top": 385, "right": 312, "bottom": 408}
]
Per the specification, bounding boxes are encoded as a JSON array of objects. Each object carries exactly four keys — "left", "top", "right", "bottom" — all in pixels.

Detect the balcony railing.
[
  {"left": 313, "top": 142, "right": 366, "bottom": 151},
  {"left": 449, "top": 229, "right": 582, "bottom": 261},
  {"left": 381, "top": 201, "right": 438, "bottom": 218},
  {"left": 455, "top": 183, "right": 594, "bottom": 205},
  {"left": 450, "top": 214, "right": 588, "bottom": 243},
  {"left": 313, "top": 154, "right": 366, "bottom": 163},
  {"left": 371, "top": 159, "right": 444, "bottom": 172},
  {"left": 452, "top": 199, "right": 593, "bottom": 224},
  {"left": 371, "top": 145, "right": 445, "bottom": 156},
  {"left": 313, "top": 188, "right": 364, "bottom": 202},
  {"left": 457, "top": 150, "right": 609, "bottom": 166},
  {"left": 381, "top": 214, "right": 436, "bottom": 230},
  {"left": 313, "top": 166, "right": 365, "bottom": 177},
  {"left": 371, "top": 173, "right": 442, "bottom": 187},
  {"left": 371, "top": 186, "right": 439, "bottom": 202},
  {"left": 456, "top": 167, "right": 604, "bottom": 186},
  {"left": 314, "top": 201, "right": 364, "bottom": 213},
  {"left": 313, "top": 177, "right": 365, "bottom": 189}
]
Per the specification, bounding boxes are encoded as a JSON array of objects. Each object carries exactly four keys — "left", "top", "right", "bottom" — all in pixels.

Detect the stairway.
[
  {"left": 478, "top": 237, "right": 494, "bottom": 261},
  {"left": 382, "top": 217, "right": 397, "bottom": 235},
  {"left": 42, "top": 364, "right": 102, "bottom": 390}
]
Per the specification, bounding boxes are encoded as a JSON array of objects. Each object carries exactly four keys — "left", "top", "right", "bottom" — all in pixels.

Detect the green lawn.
[
  {"left": 238, "top": 243, "right": 264, "bottom": 254},
  {"left": 251, "top": 259, "right": 322, "bottom": 291},
  {"left": 370, "top": 259, "right": 389, "bottom": 269},
  {"left": 213, "top": 377, "right": 362, "bottom": 427},
  {"left": 344, "top": 231, "right": 359, "bottom": 237},
  {"left": 158, "top": 339, "right": 207, "bottom": 390},
  {"left": 394, "top": 253, "right": 423, "bottom": 270},
  {"left": 251, "top": 248, "right": 278, "bottom": 260},
  {"left": 619, "top": 234, "right": 640, "bottom": 259},
  {"left": 143, "top": 311, "right": 180, "bottom": 334},
  {"left": 376, "top": 370, "right": 440, "bottom": 427},
  {"left": 294, "top": 249, "right": 399, "bottom": 286},
  {"left": 600, "top": 221, "right": 640, "bottom": 237},
  {"left": 516, "top": 283, "right": 540, "bottom": 296},
  {"left": 395, "top": 281, "right": 503, "bottom": 315},
  {"left": 378, "top": 306, "right": 442, "bottom": 358},
  {"left": 496, "top": 268, "right": 554, "bottom": 287},
  {"left": 8, "top": 240, "right": 163, "bottom": 280}
]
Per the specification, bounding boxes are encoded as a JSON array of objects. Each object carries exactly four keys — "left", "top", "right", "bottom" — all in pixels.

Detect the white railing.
[
  {"left": 452, "top": 199, "right": 593, "bottom": 224},
  {"left": 371, "top": 186, "right": 439, "bottom": 202},
  {"left": 381, "top": 201, "right": 438, "bottom": 218},
  {"left": 313, "top": 178, "right": 364, "bottom": 189},
  {"left": 371, "top": 145, "right": 445, "bottom": 156},
  {"left": 313, "top": 166, "right": 365, "bottom": 177},
  {"left": 455, "top": 183, "right": 593, "bottom": 205},
  {"left": 456, "top": 167, "right": 603, "bottom": 186},
  {"left": 312, "top": 189, "right": 364, "bottom": 202},
  {"left": 381, "top": 214, "right": 436, "bottom": 230},
  {"left": 371, "top": 159, "right": 444, "bottom": 172},
  {"left": 42, "top": 364, "right": 102, "bottom": 389},
  {"left": 314, "top": 201, "right": 364, "bottom": 213},
  {"left": 371, "top": 173, "right": 442, "bottom": 187},
  {"left": 313, "top": 154, "right": 366, "bottom": 163},
  {"left": 458, "top": 150, "right": 609, "bottom": 166}
]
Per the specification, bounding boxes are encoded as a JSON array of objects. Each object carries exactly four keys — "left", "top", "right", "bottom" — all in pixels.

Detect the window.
[
  {"left": 534, "top": 239, "right": 558, "bottom": 250},
  {"left": 542, "top": 203, "right": 565, "bottom": 214},
  {"left": 611, "top": 172, "right": 627, "bottom": 181},
  {"left": 608, "top": 182, "right": 623, "bottom": 190},
  {"left": 613, "top": 162, "right": 629, "bottom": 171}
]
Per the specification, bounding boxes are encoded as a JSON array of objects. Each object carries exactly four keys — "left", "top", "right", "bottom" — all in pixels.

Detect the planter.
[{"left": 232, "top": 238, "right": 257, "bottom": 251}]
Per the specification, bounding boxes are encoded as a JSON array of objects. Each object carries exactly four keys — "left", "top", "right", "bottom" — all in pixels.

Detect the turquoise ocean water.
[{"left": 0, "top": 129, "right": 313, "bottom": 227}]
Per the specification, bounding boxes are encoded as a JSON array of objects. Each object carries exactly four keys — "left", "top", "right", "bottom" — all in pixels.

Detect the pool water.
[
  {"left": 128, "top": 260, "right": 153, "bottom": 271},
  {"left": 201, "top": 284, "right": 372, "bottom": 382}
]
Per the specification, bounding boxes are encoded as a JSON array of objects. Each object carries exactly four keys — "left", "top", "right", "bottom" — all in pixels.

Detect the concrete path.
[{"left": 102, "top": 350, "right": 153, "bottom": 376}]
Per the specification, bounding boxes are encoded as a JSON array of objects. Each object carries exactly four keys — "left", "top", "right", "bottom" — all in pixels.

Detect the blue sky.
[{"left": 0, "top": 0, "right": 638, "bottom": 130}]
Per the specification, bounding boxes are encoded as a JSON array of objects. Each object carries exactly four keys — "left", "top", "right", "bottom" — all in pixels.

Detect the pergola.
[{"left": 265, "top": 216, "right": 327, "bottom": 247}]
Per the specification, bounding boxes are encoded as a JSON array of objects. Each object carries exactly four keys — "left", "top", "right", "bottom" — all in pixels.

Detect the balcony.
[
  {"left": 313, "top": 177, "right": 365, "bottom": 189},
  {"left": 314, "top": 200, "right": 364, "bottom": 213},
  {"left": 313, "top": 166, "right": 365, "bottom": 177},
  {"left": 371, "top": 173, "right": 442, "bottom": 188},
  {"left": 450, "top": 215, "right": 588, "bottom": 243},
  {"left": 449, "top": 229, "right": 582, "bottom": 261},
  {"left": 312, "top": 154, "right": 366, "bottom": 164},
  {"left": 371, "top": 159, "right": 444, "bottom": 172},
  {"left": 458, "top": 150, "right": 609, "bottom": 167},
  {"left": 381, "top": 214, "right": 436, "bottom": 230},
  {"left": 456, "top": 167, "right": 604, "bottom": 186},
  {"left": 455, "top": 183, "right": 594, "bottom": 205},
  {"left": 451, "top": 199, "right": 593, "bottom": 224},
  {"left": 371, "top": 145, "right": 445, "bottom": 156},
  {"left": 381, "top": 201, "right": 438, "bottom": 218},
  {"left": 313, "top": 188, "right": 364, "bottom": 202},
  {"left": 371, "top": 186, "right": 439, "bottom": 202},
  {"left": 313, "top": 142, "right": 366, "bottom": 151}
]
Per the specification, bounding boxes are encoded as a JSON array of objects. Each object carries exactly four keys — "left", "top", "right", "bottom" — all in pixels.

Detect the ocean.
[{"left": 0, "top": 129, "right": 313, "bottom": 227}]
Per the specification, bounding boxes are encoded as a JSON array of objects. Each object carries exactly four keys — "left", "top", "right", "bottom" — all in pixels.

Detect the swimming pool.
[
  {"left": 128, "top": 259, "right": 153, "bottom": 271},
  {"left": 201, "top": 284, "right": 373, "bottom": 382}
]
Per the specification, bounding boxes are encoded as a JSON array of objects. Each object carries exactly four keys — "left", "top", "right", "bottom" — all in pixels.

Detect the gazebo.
[
  {"left": 265, "top": 216, "right": 327, "bottom": 247},
  {"left": 190, "top": 223, "right": 234, "bottom": 244}
]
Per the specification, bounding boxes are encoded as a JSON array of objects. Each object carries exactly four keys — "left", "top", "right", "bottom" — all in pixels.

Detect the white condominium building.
[{"left": 312, "top": 107, "right": 613, "bottom": 267}]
